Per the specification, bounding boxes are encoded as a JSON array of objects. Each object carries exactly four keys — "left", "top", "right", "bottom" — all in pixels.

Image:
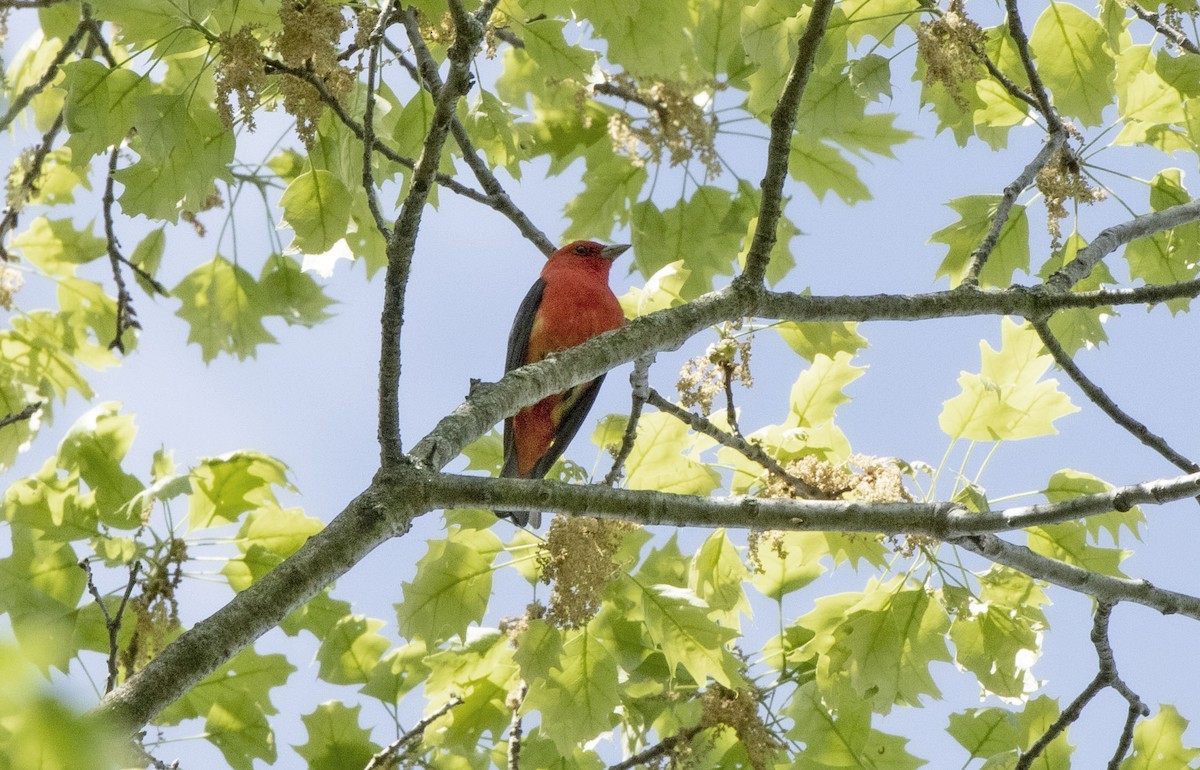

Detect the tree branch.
[
  {"left": 94, "top": 483, "right": 425, "bottom": 734},
  {"left": 1033, "top": 319, "right": 1200, "bottom": 477},
  {"left": 1045, "top": 198, "right": 1200, "bottom": 291},
  {"left": 79, "top": 558, "right": 141, "bottom": 694},
  {"left": 952, "top": 533, "right": 1200, "bottom": 621},
  {"left": 607, "top": 726, "right": 704, "bottom": 770},
  {"left": 1016, "top": 602, "right": 1147, "bottom": 770},
  {"left": 646, "top": 388, "right": 826, "bottom": 499},
  {"left": 364, "top": 696, "right": 463, "bottom": 770},
  {"left": 102, "top": 144, "right": 140, "bottom": 353},
  {"left": 0, "top": 401, "right": 44, "bottom": 431},
  {"left": 738, "top": 0, "right": 836, "bottom": 287},
  {"left": 603, "top": 355, "right": 653, "bottom": 486},
  {"left": 359, "top": 0, "right": 398, "bottom": 241},
  {"left": 1002, "top": 0, "right": 1062, "bottom": 133},
  {"left": 1125, "top": 1, "right": 1200, "bottom": 55},
  {"left": 377, "top": 1, "right": 493, "bottom": 468},
  {"left": 0, "top": 16, "right": 90, "bottom": 132},
  {"left": 961, "top": 133, "right": 1066, "bottom": 287},
  {"left": 394, "top": 22, "right": 555, "bottom": 256}
]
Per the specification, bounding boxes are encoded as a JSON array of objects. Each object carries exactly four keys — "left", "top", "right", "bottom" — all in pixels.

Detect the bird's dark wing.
[
  {"left": 501, "top": 278, "right": 546, "bottom": 480},
  {"left": 528, "top": 374, "right": 606, "bottom": 479}
]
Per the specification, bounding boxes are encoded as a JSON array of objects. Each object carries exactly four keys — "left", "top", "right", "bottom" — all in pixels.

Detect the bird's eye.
[{"left": 574, "top": 244, "right": 589, "bottom": 255}]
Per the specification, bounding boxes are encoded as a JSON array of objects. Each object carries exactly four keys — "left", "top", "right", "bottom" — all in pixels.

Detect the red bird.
[{"left": 497, "top": 240, "right": 629, "bottom": 527}]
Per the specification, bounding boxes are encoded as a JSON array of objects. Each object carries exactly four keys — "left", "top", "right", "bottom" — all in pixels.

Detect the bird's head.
[{"left": 555, "top": 240, "right": 631, "bottom": 262}]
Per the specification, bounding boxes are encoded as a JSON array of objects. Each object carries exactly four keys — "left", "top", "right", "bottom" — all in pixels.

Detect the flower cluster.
[
  {"left": 700, "top": 685, "right": 784, "bottom": 770},
  {"left": 215, "top": 26, "right": 268, "bottom": 131},
  {"left": 1036, "top": 143, "right": 1106, "bottom": 252},
  {"left": 0, "top": 265, "right": 23, "bottom": 310},
  {"left": 275, "top": 0, "right": 353, "bottom": 146},
  {"left": 677, "top": 333, "right": 753, "bottom": 416},
  {"left": 917, "top": 0, "right": 986, "bottom": 110},
  {"left": 602, "top": 75, "right": 722, "bottom": 176},
  {"left": 120, "top": 537, "right": 187, "bottom": 677},
  {"left": 537, "top": 515, "right": 639, "bottom": 629}
]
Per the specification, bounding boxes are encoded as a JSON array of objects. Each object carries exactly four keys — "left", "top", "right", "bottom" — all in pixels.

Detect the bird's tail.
[{"left": 494, "top": 509, "right": 541, "bottom": 528}]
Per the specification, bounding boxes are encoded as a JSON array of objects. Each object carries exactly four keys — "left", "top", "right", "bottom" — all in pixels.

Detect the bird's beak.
[{"left": 601, "top": 244, "right": 631, "bottom": 260}]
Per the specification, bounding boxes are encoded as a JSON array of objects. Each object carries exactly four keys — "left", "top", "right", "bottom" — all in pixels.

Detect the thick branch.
[
  {"left": 738, "top": 0, "right": 836, "bottom": 286},
  {"left": 952, "top": 533, "right": 1200, "bottom": 621},
  {"left": 426, "top": 469, "right": 1200, "bottom": 537},
  {"left": 94, "top": 484, "right": 425, "bottom": 734},
  {"left": 1046, "top": 199, "right": 1200, "bottom": 291},
  {"left": 1034, "top": 320, "right": 1199, "bottom": 476}
]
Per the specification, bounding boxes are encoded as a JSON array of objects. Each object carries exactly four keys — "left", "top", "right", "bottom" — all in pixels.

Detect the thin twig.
[
  {"left": 359, "top": 1, "right": 397, "bottom": 241},
  {"left": 646, "top": 388, "right": 826, "bottom": 499},
  {"left": 79, "top": 558, "right": 142, "bottom": 694},
  {"left": 0, "top": 401, "right": 44, "bottom": 431},
  {"left": 102, "top": 144, "right": 139, "bottom": 352},
  {"left": 737, "top": 0, "right": 836, "bottom": 287},
  {"left": 603, "top": 355, "right": 654, "bottom": 486},
  {"left": 961, "top": 134, "right": 1066, "bottom": 286},
  {"left": 0, "top": 111, "right": 66, "bottom": 259},
  {"left": 1125, "top": 1, "right": 1200, "bottom": 54},
  {"left": 0, "top": 17, "right": 91, "bottom": 132},
  {"left": 1016, "top": 603, "right": 1147, "bottom": 770},
  {"left": 507, "top": 682, "right": 527, "bottom": 770},
  {"left": 607, "top": 726, "right": 704, "bottom": 770},
  {"left": 364, "top": 696, "right": 463, "bottom": 770},
  {"left": 1002, "top": 0, "right": 1062, "bottom": 132},
  {"left": 391, "top": 26, "right": 555, "bottom": 255},
  {"left": 1034, "top": 319, "right": 1200, "bottom": 477}
]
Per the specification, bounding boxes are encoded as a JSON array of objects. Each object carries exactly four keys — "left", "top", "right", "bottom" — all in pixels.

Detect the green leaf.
[
  {"left": 562, "top": 145, "right": 647, "bottom": 242},
  {"left": 281, "top": 590, "right": 353, "bottom": 639},
  {"left": 1013, "top": 696, "right": 1074, "bottom": 767},
  {"left": 573, "top": 0, "right": 696, "bottom": 77},
  {"left": 316, "top": 615, "right": 391, "bottom": 685},
  {"left": 396, "top": 527, "right": 503, "bottom": 643},
  {"left": 786, "top": 681, "right": 925, "bottom": 769},
  {"left": 825, "top": 582, "right": 951, "bottom": 712},
  {"left": 223, "top": 505, "right": 323, "bottom": 589},
  {"left": 630, "top": 185, "right": 754, "bottom": 296},
  {"left": 513, "top": 619, "right": 564, "bottom": 682},
  {"left": 173, "top": 255, "right": 276, "bottom": 362},
  {"left": 56, "top": 402, "right": 144, "bottom": 528},
  {"left": 61, "top": 60, "right": 149, "bottom": 160},
  {"left": 515, "top": 17, "right": 595, "bottom": 82},
  {"left": 1121, "top": 705, "right": 1200, "bottom": 770},
  {"left": 293, "top": 702, "right": 380, "bottom": 770},
  {"left": 10, "top": 216, "right": 106, "bottom": 276},
  {"left": 1115, "top": 45, "right": 1188, "bottom": 141},
  {"left": 279, "top": 170, "right": 352, "bottom": 255},
  {"left": 947, "top": 708, "right": 1020, "bottom": 762},
  {"left": 258, "top": 255, "right": 336, "bottom": 327},
  {"left": 619, "top": 260, "right": 691, "bottom": 318},
  {"left": 690, "top": 529, "right": 751, "bottom": 628},
  {"left": 113, "top": 94, "right": 234, "bottom": 221},
  {"left": 461, "top": 430, "right": 503, "bottom": 475},
  {"left": 949, "top": 567, "right": 1048, "bottom": 699},
  {"left": 623, "top": 411, "right": 721, "bottom": 495},
  {"left": 1029, "top": 2, "right": 1115, "bottom": 126},
  {"left": 849, "top": 53, "right": 893, "bottom": 100},
  {"left": 187, "top": 450, "right": 292, "bottom": 531},
  {"left": 1028, "top": 521, "right": 1128, "bottom": 577},
  {"left": 750, "top": 531, "right": 829, "bottom": 600},
  {"left": 129, "top": 227, "right": 166, "bottom": 295},
  {"left": 939, "top": 318, "right": 1079, "bottom": 441},
  {"left": 930, "top": 196, "right": 1030, "bottom": 288},
  {"left": 524, "top": 627, "right": 621, "bottom": 756},
  {"left": 1126, "top": 170, "right": 1200, "bottom": 311},
  {"left": 776, "top": 320, "right": 868, "bottom": 362},
  {"left": 423, "top": 630, "right": 517, "bottom": 753},
  {"left": 788, "top": 136, "right": 871, "bottom": 204},
  {"left": 641, "top": 583, "right": 741, "bottom": 686},
  {"left": 361, "top": 641, "right": 430, "bottom": 704},
  {"left": 1037, "top": 232, "right": 1116, "bottom": 355},
  {"left": 788, "top": 352, "right": 865, "bottom": 428}
]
